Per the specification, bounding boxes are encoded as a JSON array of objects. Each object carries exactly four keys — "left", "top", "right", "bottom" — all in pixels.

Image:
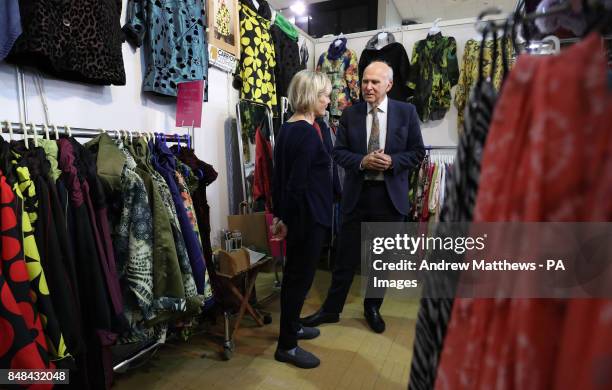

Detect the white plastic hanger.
[
  {"left": 43, "top": 124, "right": 50, "bottom": 140},
  {"left": 376, "top": 30, "right": 389, "bottom": 49},
  {"left": 429, "top": 18, "right": 442, "bottom": 36},
  {"left": 21, "top": 123, "right": 29, "bottom": 149},
  {"left": 52, "top": 124, "right": 59, "bottom": 140},
  {"left": 334, "top": 32, "right": 345, "bottom": 47},
  {"left": 65, "top": 125, "right": 72, "bottom": 137},
  {"left": 2, "top": 120, "right": 9, "bottom": 139},
  {"left": 30, "top": 122, "right": 38, "bottom": 148}
]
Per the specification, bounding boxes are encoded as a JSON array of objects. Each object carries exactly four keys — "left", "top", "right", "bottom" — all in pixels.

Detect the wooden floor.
[{"left": 114, "top": 270, "right": 419, "bottom": 390}]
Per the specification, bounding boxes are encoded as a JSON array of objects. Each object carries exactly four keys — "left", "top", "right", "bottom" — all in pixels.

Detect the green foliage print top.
[{"left": 407, "top": 33, "right": 459, "bottom": 123}]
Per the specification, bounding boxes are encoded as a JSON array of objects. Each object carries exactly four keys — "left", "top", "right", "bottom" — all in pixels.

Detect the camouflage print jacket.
[{"left": 407, "top": 33, "right": 459, "bottom": 123}]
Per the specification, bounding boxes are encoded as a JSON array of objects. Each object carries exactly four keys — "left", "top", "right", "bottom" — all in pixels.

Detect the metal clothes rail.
[{"left": 1, "top": 121, "right": 192, "bottom": 143}]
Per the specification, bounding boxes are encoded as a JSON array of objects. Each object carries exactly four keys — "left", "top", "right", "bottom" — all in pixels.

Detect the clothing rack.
[
  {"left": 113, "top": 341, "right": 162, "bottom": 373},
  {"left": 1, "top": 120, "right": 195, "bottom": 373},
  {"left": 1, "top": 121, "right": 192, "bottom": 144},
  {"left": 425, "top": 145, "right": 457, "bottom": 150}
]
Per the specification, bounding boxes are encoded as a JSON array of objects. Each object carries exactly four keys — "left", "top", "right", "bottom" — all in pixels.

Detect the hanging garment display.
[
  {"left": 271, "top": 22, "right": 301, "bottom": 98},
  {"left": 409, "top": 81, "right": 499, "bottom": 390},
  {"left": 358, "top": 32, "right": 411, "bottom": 102},
  {"left": 58, "top": 138, "right": 116, "bottom": 389},
  {"left": 233, "top": 0, "right": 278, "bottom": 112},
  {"left": 408, "top": 33, "right": 459, "bottom": 122},
  {"left": 0, "top": 143, "right": 51, "bottom": 372},
  {"left": 299, "top": 38, "right": 309, "bottom": 69},
  {"left": 316, "top": 38, "right": 360, "bottom": 117},
  {"left": 436, "top": 33, "right": 612, "bottom": 390},
  {"left": 8, "top": 0, "right": 126, "bottom": 85},
  {"left": 171, "top": 147, "right": 218, "bottom": 277},
  {"left": 12, "top": 143, "right": 86, "bottom": 366},
  {"left": 454, "top": 38, "right": 514, "bottom": 133},
  {"left": 126, "top": 139, "right": 189, "bottom": 318},
  {"left": 0, "top": 129, "right": 216, "bottom": 388},
  {"left": 0, "top": 0, "right": 21, "bottom": 61},
  {"left": 152, "top": 140, "right": 209, "bottom": 297},
  {"left": 253, "top": 126, "right": 273, "bottom": 211},
  {"left": 124, "top": 0, "right": 209, "bottom": 99}
]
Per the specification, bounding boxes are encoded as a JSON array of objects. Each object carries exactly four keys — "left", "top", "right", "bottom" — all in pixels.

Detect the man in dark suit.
[{"left": 302, "top": 61, "right": 425, "bottom": 333}]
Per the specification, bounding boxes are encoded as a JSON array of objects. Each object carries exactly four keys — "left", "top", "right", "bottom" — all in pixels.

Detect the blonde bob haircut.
[{"left": 287, "top": 70, "right": 332, "bottom": 114}]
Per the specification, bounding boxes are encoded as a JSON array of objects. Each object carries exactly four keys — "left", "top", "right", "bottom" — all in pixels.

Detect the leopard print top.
[{"left": 8, "top": 0, "right": 126, "bottom": 85}]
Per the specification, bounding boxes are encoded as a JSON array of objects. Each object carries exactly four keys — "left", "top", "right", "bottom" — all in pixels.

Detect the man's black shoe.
[
  {"left": 297, "top": 326, "right": 320, "bottom": 340},
  {"left": 275, "top": 346, "right": 320, "bottom": 369},
  {"left": 300, "top": 309, "right": 339, "bottom": 327},
  {"left": 364, "top": 307, "right": 386, "bottom": 333}
]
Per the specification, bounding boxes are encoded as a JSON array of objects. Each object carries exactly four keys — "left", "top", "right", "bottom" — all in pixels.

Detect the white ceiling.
[{"left": 268, "top": 0, "right": 517, "bottom": 23}]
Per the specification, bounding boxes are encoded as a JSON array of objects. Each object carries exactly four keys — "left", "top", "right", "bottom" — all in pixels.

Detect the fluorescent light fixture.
[{"left": 290, "top": 1, "right": 306, "bottom": 15}]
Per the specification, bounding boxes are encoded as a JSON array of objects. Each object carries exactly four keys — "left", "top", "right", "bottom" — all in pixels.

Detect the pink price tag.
[{"left": 176, "top": 80, "right": 205, "bottom": 127}]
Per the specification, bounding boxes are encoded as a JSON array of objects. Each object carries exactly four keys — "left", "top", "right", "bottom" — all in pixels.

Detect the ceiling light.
[{"left": 290, "top": 1, "right": 306, "bottom": 15}]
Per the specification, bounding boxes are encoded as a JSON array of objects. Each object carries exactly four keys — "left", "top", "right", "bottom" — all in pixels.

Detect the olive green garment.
[
  {"left": 407, "top": 33, "right": 459, "bottom": 123},
  {"left": 85, "top": 133, "right": 127, "bottom": 196},
  {"left": 127, "top": 139, "right": 186, "bottom": 306},
  {"left": 38, "top": 139, "right": 61, "bottom": 182},
  {"left": 128, "top": 138, "right": 202, "bottom": 318}
]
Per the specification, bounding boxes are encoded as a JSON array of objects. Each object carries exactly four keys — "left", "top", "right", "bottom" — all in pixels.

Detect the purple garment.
[
  {"left": 0, "top": 0, "right": 22, "bottom": 60},
  {"left": 151, "top": 139, "right": 206, "bottom": 294},
  {"left": 58, "top": 139, "right": 116, "bottom": 390},
  {"left": 70, "top": 139, "right": 124, "bottom": 320}
]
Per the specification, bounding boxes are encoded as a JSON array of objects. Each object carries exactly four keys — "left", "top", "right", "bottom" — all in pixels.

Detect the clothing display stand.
[
  {"left": 0, "top": 121, "right": 196, "bottom": 372},
  {"left": 235, "top": 99, "right": 275, "bottom": 212},
  {"left": 1, "top": 121, "right": 192, "bottom": 143},
  {"left": 234, "top": 99, "right": 281, "bottom": 318}
]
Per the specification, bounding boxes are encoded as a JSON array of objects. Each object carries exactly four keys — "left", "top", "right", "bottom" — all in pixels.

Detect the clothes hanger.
[
  {"left": 65, "top": 125, "right": 72, "bottom": 137},
  {"left": 30, "top": 122, "right": 38, "bottom": 148},
  {"left": 52, "top": 124, "right": 59, "bottom": 140},
  {"left": 21, "top": 123, "right": 29, "bottom": 149},
  {"left": 43, "top": 123, "right": 50, "bottom": 140},
  {"left": 2, "top": 120, "right": 9, "bottom": 140},
  {"left": 477, "top": 23, "right": 492, "bottom": 87},
  {"left": 428, "top": 18, "right": 442, "bottom": 36},
  {"left": 333, "top": 32, "right": 345, "bottom": 47},
  {"left": 501, "top": 18, "right": 511, "bottom": 83}
]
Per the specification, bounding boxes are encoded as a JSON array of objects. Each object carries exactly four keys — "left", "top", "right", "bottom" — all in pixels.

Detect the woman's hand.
[{"left": 271, "top": 217, "right": 288, "bottom": 241}]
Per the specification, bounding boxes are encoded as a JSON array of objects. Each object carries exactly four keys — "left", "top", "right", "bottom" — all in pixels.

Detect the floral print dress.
[
  {"left": 234, "top": 0, "right": 277, "bottom": 112},
  {"left": 316, "top": 41, "right": 360, "bottom": 117}
]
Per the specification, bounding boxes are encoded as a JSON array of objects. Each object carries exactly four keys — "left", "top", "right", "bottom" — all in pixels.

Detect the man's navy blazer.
[{"left": 332, "top": 99, "right": 425, "bottom": 216}]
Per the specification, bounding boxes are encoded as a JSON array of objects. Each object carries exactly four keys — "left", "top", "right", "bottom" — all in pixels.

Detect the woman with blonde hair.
[{"left": 271, "top": 70, "right": 334, "bottom": 368}]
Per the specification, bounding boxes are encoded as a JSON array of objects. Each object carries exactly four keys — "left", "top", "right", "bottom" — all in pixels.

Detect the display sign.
[
  {"left": 176, "top": 80, "right": 205, "bottom": 127},
  {"left": 208, "top": 45, "right": 238, "bottom": 73}
]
